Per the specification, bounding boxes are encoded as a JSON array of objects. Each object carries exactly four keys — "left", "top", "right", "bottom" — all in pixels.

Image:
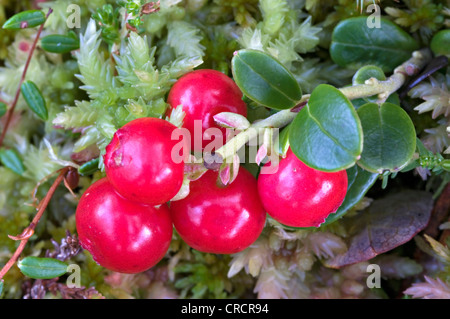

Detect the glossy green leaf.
[
  {"left": 231, "top": 49, "right": 302, "bottom": 110},
  {"left": 353, "top": 65, "right": 386, "bottom": 103},
  {"left": 330, "top": 17, "right": 419, "bottom": 73},
  {"left": 352, "top": 93, "right": 400, "bottom": 109},
  {"left": 0, "top": 102, "right": 6, "bottom": 117},
  {"left": 352, "top": 65, "right": 386, "bottom": 86},
  {"left": 431, "top": 30, "right": 450, "bottom": 57},
  {"left": 0, "top": 148, "right": 25, "bottom": 175},
  {"left": 21, "top": 80, "right": 48, "bottom": 121},
  {"left": 18, "top": 257, "right": 68, "bottom": 279},
  {"left": 2, "top": 10, "right": 45, "bottom": 30},
  {"left": 78, "top": 157, "right": 100, "bottom": 176},
  {"left": 321, "top": 165, "right": 379, "bottom": 226},
  {"left": 289, "top": 84, "right": 363, "bottom": 172},
  {"left": 41, "top": 34, "right": 80, "bottom": 53},
  {"left": 357, "top": 102, "right": 416, "bottom": 173}
]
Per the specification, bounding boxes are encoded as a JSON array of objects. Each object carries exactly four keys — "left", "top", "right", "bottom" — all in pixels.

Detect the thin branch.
[
  {"left": 206, "top": 49, "right": 432, "bottom": 167},
  {"left": 0, "top": 9, "right": 53, "bottom": 148},
  {"left": 0, "top": 166, "right": 70, "bottom": 282}
]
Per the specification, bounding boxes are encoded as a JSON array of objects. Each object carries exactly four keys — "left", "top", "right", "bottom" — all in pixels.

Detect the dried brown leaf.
[{"left": 325, "top": 190, "right": 433, "bottom": 268}]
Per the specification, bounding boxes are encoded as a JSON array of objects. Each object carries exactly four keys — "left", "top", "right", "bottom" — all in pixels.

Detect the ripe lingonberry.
[
  {"left": 103, "top": 117, "right": 187, "bottom": 206},
  {"left": 166, "top": 69, "right": 247, "bottom": 151},
  {"left": 257, "top": 149, "right": 348, "bottom": 228},
  {"left": 169, "top": 168, "right": 266, "bottom": 254},
  {"left": 75, "top": 177, "right": 173, "bottom": 274}
]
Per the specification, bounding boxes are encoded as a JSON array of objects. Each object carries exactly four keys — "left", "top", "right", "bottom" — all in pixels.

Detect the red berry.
[
  {"left": 169, "top": 168, "right": 266, "bottom": 254},
  {"left": 167, "top": 69, "right": 247, "bottom": 151},
  {"left": 104, "top": 117, "right": 187, "bottom": 205},
  {"left": 75, "top": 177, "right": 173, "bottom": 274},
  {"left": 257, "top": 149, "right": 348, "bottom": 228}
]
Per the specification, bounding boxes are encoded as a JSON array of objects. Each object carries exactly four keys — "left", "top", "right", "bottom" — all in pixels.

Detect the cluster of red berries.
[{"left": 75, "top": 69, "right": 348, "bottom": 274}]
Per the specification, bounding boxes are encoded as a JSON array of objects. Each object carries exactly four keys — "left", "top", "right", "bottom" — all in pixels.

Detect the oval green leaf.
[
  {"left": 0, "top": 102, "right": 6, "bottom": 117},
  {"left": 357, "top": 102, "right": 416, "bottom": 173},
  {"left": 321, "top": 165, "right": 379, "bottom": 226},
  {"left": 330, "top": 17, "right": 419, "bottom": 73},
  {"left": 289, "top": 84, "right": 363, "bottom": 172},
  {"left": 431, "top": 30, "right": 450, "bottom": 57},
  {"left": 21, "top": 80, "right": 48, "bottom": 121},
  {"left": 231, "top": 49, "right": 302, "bottom": 110},
  {"left": 41, "top": 34, "right": 80, "bottom": 53},
  {"left": 0, "top": 148, "right": 25, "bottom": 175},
  {"left": 18, "top": 257, "right": 68, "bottom": 280},
  {"left": 2, "top": 10, "right": 45, "bottom": 30}
]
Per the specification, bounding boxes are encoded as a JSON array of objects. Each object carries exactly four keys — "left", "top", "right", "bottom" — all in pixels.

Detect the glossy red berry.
[
  {"left": 104, "top": 117, "right": 187, "bottom": 205},
  {"left": 257, "top": 149, "right": 348, "bottom": 228},
  {"left": 169, "top": 168, "right": 266, "bottom": 254},
  {"left": 167, "top": 69, "right": 247, "bottom": 151},
  {"left": 75, "top": 177, "right": 173, "bottom": 274}
]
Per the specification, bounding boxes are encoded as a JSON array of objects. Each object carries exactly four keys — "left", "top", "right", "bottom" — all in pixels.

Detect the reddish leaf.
[{"left": 326, "top": 190, "right": 433, "bottom": 268}]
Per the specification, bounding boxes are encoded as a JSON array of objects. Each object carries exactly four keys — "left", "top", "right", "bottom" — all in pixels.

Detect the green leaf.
[
  {"left": 431, "top": 30, "right": 450, "bottom": 57},
  {"left": 352, "top": 92, "right": 400, "bottom": 110},
  {"left": 2, "top": 10, "right": 45, "bottom": 30},
  {"left": 18, "top": 257, "right": 68, "bottom": 279},
  {"left": 321, "top": 165, "right": 379, "bottom": 226},
  {"left": 78, "top": 157, "right": 100, "bottom": 176},
  {"left": 352, "top": 65, "right": 386, "bottom": 86},
  {"left": 0, "top": 148, "right": 25, "bottom": 175},
  {"left": 21, "top": 80, "right": 48, "bottom": 121},
  {"left": 0, "top": 280, "right": 3, "bottom": 296},
  {"left": 41, "top": 34, "right": 80, "bottom": 53},
  {"left": 0, "top": 102, "right": 6, "bottom": 117},
  {"left": 352, "top": 65, "right": 386, "bottom": 103},
  {"left": 231, "top": 49, "right": 302, "bottom": 110},
  {"left": 289, "top": 84, "right": 363, "bottom": 172},
  {"left": 330, "top": 17, "right": 419, "bottom": 73},
  {"left": 357, "top": 102, "right": 416, "bottom": 173}
]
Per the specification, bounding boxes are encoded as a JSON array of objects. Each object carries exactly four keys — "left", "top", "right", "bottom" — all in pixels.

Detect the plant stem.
[
  {"left": 207, "top": 49, "right": 432, "bottom": 166},
  {"left": 339, "top": 49, "right": 432, "bottom": 102},
  {"left": 0, "top": 9, "right": 52, "bottom": 148},
  {"left": 0, "top": 166, "right": 70, "bottom": 283}
]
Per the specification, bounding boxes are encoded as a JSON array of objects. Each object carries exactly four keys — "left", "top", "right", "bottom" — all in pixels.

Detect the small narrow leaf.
[
  {"left": 0, "top": 148, "right": 25, "bottom": 175},
  {"left": 21, "top": 80, "right": 48, "bottom": 121},
  {"left": 41, "top": 34, "right": 80, "bottom": 53},
  {"left": 0, "top": 102, "right": 6, "bottom": 117},
  {"left": 357, "top": 102, "right": 416, "bottom": 173},
  {"left": 78, "top": 157, "right": 100, "bottom": 176},
  {"left": 231, "top": 49, "right": 302, "bottom": 110},
  {"left": 18, "top": 257, "right": 68, "bottom": 279},
  {"left": 2, "top": 10, "right": 45, "bottom": 30},
  {"left": 289, "top": 84, "right": 363, "bottom": 172}
]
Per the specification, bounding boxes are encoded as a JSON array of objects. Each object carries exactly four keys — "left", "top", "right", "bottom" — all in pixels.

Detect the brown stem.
[
  {"left": 0, "top": 166, "right": 70, "bottom": 282},
  {"left": 0, "top": 9, "right": 52, "bottom": 148}
]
